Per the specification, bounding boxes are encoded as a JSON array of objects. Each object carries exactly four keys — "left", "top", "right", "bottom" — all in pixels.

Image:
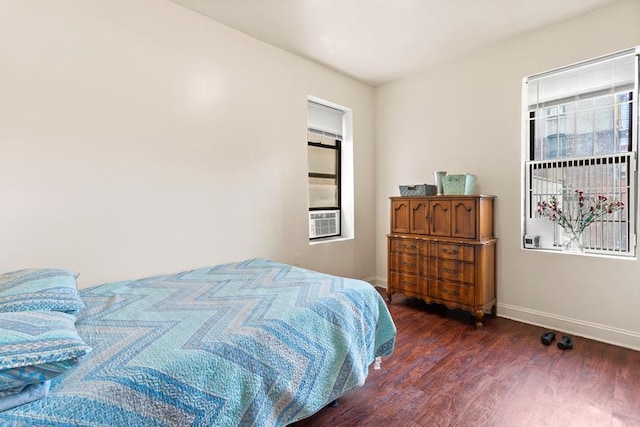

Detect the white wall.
[
  {"left": 375, "top": 0, "right": 640, "bottom": 349},
  {"left": 0, "top": 0, "right": 376, "bottom": 287}
]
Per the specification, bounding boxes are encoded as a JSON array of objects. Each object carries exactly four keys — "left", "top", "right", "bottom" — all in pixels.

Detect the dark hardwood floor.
[{"left": 291, "top": 290, "right": 640, "bottom": 427}]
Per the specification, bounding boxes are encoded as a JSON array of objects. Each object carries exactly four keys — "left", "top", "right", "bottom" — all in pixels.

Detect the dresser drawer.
[
  {"left": 390, "top": 238, "right": 420, "bottom": 255},
  {"left": 429, "top": 280, "right": 474, "bottom": 305},
  {"left": 390, "top": 272, "right": 424, "bottom": 294},
  {"left": 428, "top": 259, "right": 475, "bottom": 284},
  {"left": 432, "top": 243, "right": 474, "bottom": 262},
  {"left": 389, "top": 253, "right": 419, "bottom": 275}
]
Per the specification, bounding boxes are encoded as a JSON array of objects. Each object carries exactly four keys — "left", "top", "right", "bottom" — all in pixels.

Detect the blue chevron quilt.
[{"left": 0, "top": 258, "right": 396, "bottom": 426}]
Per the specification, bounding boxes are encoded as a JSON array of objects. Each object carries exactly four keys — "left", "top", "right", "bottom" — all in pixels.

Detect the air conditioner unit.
[{"left": 309, "top": 210, "right": 340, "bottom": 239}]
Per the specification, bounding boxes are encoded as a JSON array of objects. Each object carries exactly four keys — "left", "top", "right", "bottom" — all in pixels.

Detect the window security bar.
[{"left": 525, "top": 152, "right": 636, "bottom": 254}]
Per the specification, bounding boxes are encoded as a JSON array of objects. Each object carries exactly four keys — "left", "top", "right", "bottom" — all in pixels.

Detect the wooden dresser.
[{"left": 387, "top": 195, "right": 497, "bottom": 327}]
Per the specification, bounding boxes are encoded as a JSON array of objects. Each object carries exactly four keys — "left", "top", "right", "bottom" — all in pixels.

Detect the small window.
[
  {"left": 523, "top": 48, "right": 638, "bottom": 256},
  {"left": 307, "top": 101, "right": 344, "bottom": 240}
]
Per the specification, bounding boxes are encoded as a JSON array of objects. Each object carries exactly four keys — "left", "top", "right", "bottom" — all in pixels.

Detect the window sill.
[
  {"left": 521, "top": 246, "right": 636, "bottom": 260},
  {"left": 309, "top": 236, "right": 353, "bottom": 245}
]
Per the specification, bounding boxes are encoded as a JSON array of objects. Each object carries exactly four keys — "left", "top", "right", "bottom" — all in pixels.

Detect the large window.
[
  {"left": 523, "top": 48, "right": 639, "bottom": 256},
  {"left": 307, "top": 100, "right": 344, "bottom": 240}
]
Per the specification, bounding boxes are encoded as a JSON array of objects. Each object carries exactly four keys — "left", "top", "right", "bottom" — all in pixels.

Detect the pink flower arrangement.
[{"left": 537, "top": 190, "right": 625, "bottom": 234}]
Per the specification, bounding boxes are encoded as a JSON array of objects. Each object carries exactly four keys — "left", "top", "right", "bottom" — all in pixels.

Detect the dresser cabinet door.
[
  {"left": 451, "top": 199, "right": 476, "bottom": 239},
  {"left": 393, "top": 197, "right": 479, "bottom": 239},
  {"left": 391, "top": 200, "right": 410, "bottom": 233},
  {"left": 409, "top": 200, "right": 429, "bottom": 234},
  {"left": 429, "top": 200, "right": 451, "bottom": 236}
]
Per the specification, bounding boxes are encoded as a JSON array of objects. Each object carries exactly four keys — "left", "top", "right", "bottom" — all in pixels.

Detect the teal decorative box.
[{"left": 443, "top": 174, "right": 476, "bottom": 195}]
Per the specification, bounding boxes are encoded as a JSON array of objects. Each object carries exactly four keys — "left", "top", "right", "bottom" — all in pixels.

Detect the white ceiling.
[{"left": 170, "top": 0, "right": 618, "bottom": 86}]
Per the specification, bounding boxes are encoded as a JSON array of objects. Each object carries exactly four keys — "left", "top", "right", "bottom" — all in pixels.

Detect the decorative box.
[
  {"left": 443, "top": 174, "right": 476, "bottom": 195},
  {"left": 399, "top": 184, "right": 437, "bottom": 197}
]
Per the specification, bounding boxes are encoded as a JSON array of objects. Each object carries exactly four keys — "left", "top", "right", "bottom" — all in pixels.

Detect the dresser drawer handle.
[
  {"left": 441, "top": 288, "right": 460, "bottom": 296},
  {"left": 442, "top": 248, "right": 459, "bottom": 255},
  {"left": 401, "top": 279, "right": 416, "bottom": 287},
  {"left": 442, "top": 267, "right": 459, "bottom": 275},
  {"left": 402, "top": 244, "right": 417, "bottom": 250},
  {"left": 401, "top": 261, "right": 416, "bottom": 268}
]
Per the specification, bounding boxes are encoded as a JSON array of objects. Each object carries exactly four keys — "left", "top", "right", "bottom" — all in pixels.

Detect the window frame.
[
  {"left": 307, "top": 100, "right": 346, "bottom": 241},
  {"left": 522, "top": 47, "right": 639, "bottom": 257}
]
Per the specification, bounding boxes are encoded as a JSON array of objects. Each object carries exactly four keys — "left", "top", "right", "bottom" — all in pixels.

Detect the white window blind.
[
  {"left": 527, "top": 49, "right": 637, "bottom": 109},
  {"left": 308, "top": 101, "right": 344, "bottom": 137}
]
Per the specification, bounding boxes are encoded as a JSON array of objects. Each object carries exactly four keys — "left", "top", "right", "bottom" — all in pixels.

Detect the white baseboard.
[
  {"left": 498, "top": 303, "right": 640, "bottom": 352},
  {"left": 365, "top": 276, "right": 387, "bottom": 289},
  {"left": 371, "top": 277, "right": 640, "bottom": 351}
]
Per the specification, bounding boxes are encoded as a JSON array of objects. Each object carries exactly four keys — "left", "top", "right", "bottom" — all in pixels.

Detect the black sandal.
[
  {"left": 557, "top": 335, "right": 573, "bottom": 350},
  {"left": 541, "top": 331, "right": 556, "bottom": 346}
]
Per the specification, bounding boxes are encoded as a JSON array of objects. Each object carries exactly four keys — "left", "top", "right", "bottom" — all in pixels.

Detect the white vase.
[{"left": 434, "top": 171, "right": 446, "bottom": 195}]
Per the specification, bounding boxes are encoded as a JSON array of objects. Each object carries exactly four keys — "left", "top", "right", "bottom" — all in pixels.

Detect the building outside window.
[{"left": 523, "top": 47, "right": 639, "bottom": 256}]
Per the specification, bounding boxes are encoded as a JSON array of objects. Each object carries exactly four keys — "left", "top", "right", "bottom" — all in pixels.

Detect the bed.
[{"left": 0, "top": 258, "right": 396, "bottom": 426}]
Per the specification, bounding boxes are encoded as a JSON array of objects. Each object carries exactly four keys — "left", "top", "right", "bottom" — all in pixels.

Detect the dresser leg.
[
  {"left": 386, "top": 292, "right": 393, "bottom": 304},
  {"left": 475, "top": 310, "right": 485, "bottom": 329}
]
